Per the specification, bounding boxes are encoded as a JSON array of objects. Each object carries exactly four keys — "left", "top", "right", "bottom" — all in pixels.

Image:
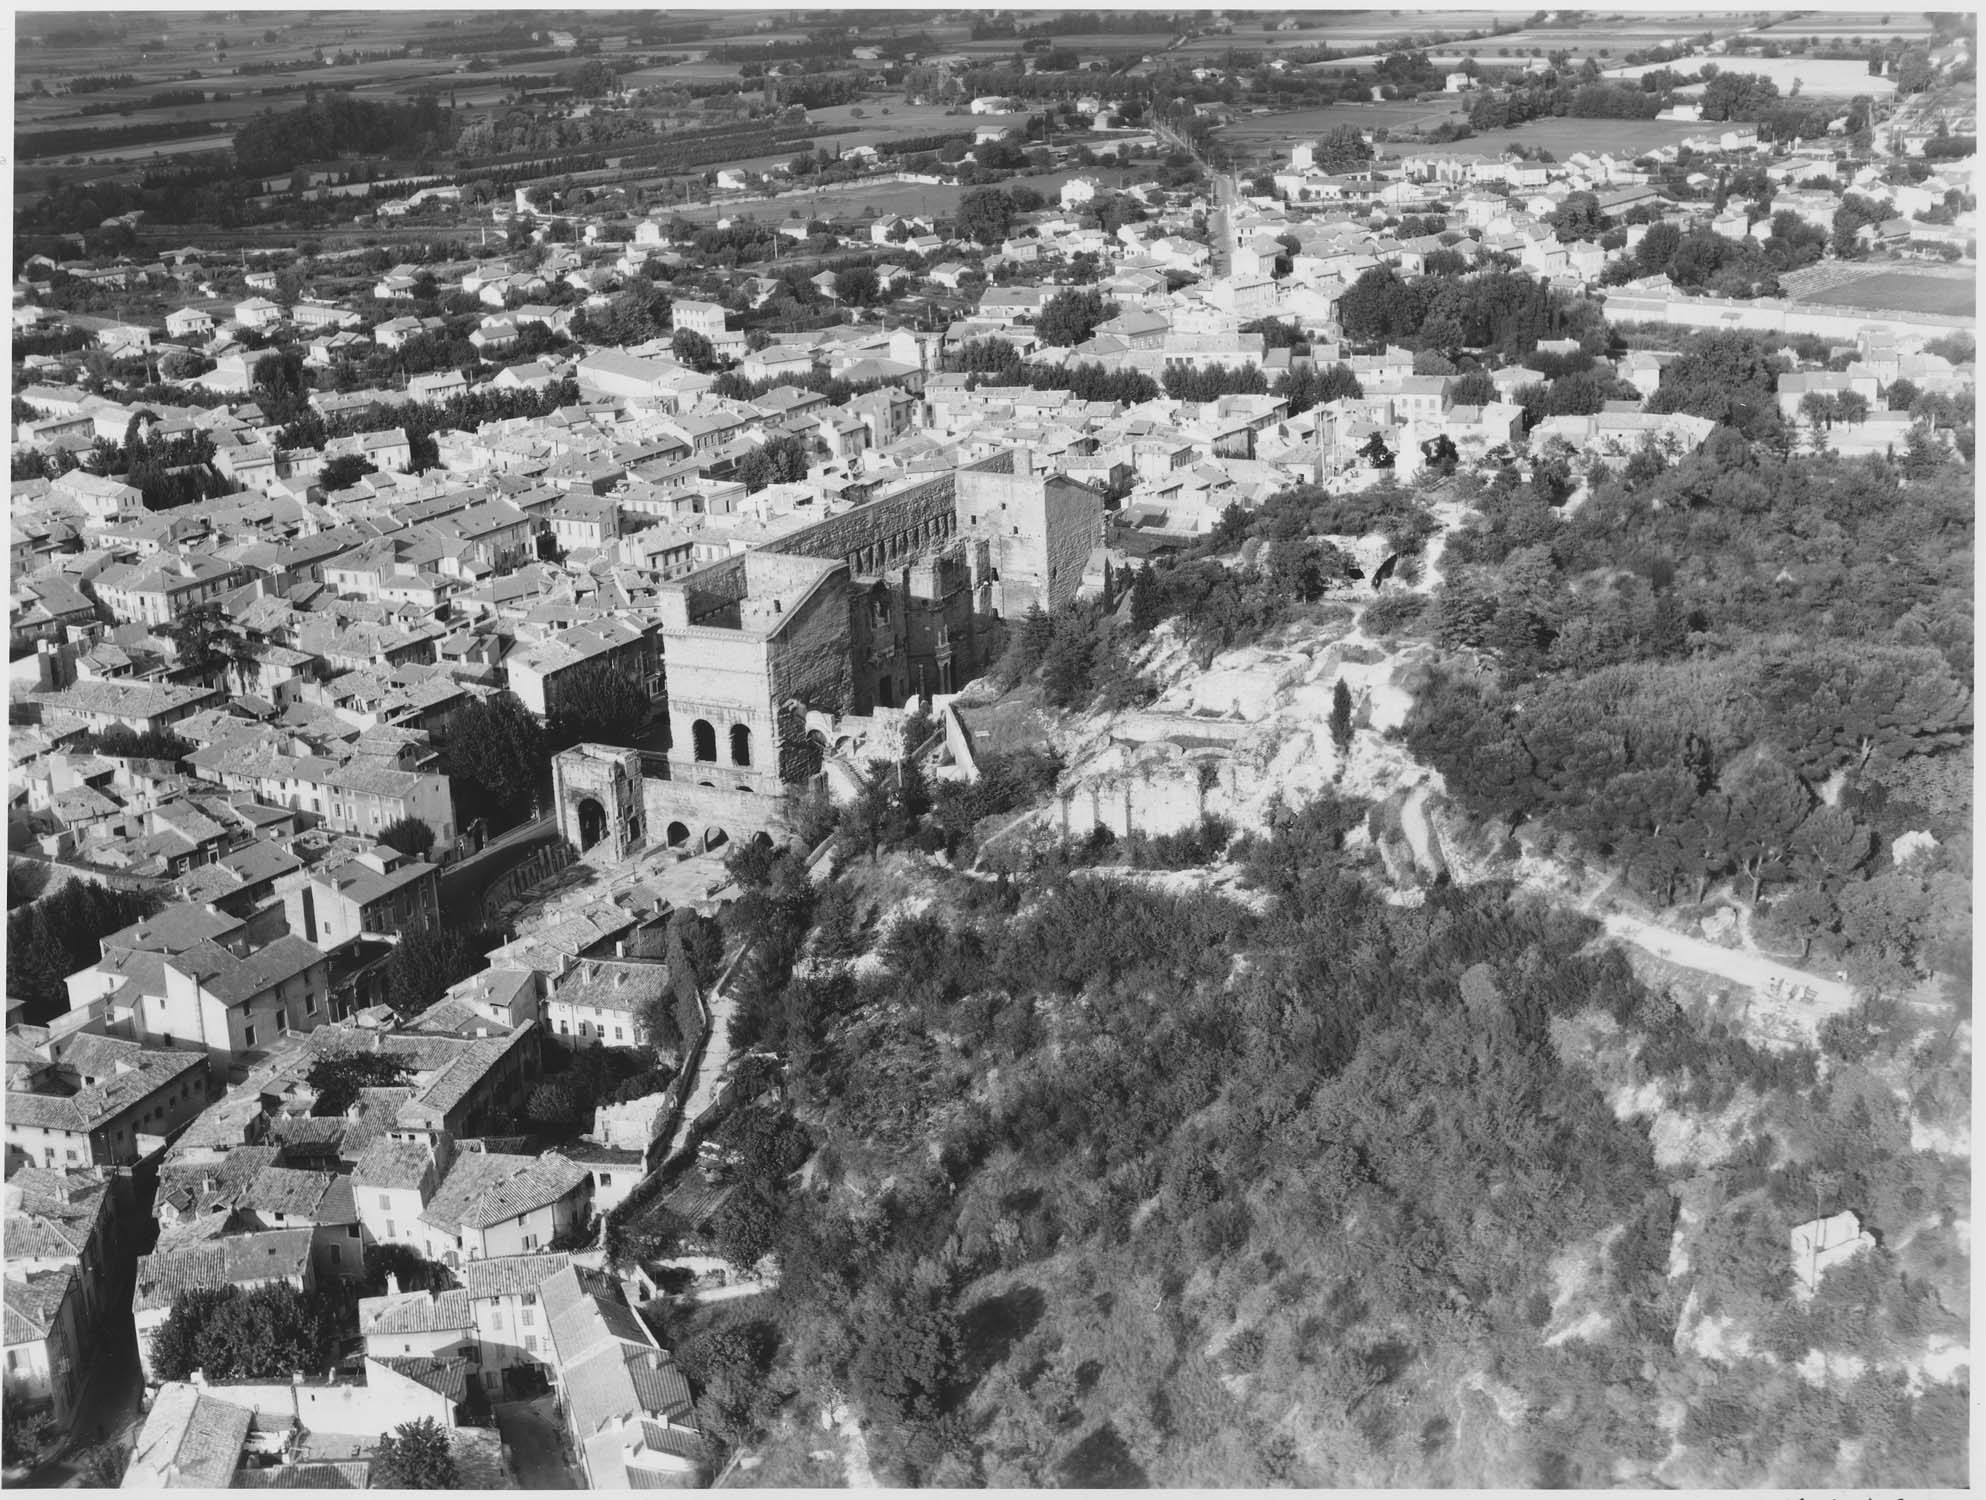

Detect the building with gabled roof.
[
  {"left": 3, "top": 1266, "right": 85, "bottom": 1432},
  {"left": 122, "top": 1379, "right": 256, "bottom": 1487},
  {"left": 5, "top": 1026, "right": 210, "bottom": 1172},
  {"left": 416, "top": 1150, "right": 592, "bottom": 1266},
  {"left": 132, "top": 1228, "right": 316, "bottom": 1379},
  {"left": 542, "top": 1261, "right": 704, "bottom": 1487}
]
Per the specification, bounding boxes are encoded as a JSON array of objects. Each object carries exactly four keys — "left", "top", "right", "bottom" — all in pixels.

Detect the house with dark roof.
[
  {"left": 123, "top": 1379, "right": 256, "bottom": 1487},
  {"left": 417, "top": 1150, "right": 592, "bottom": 1266},
  {"left": 542, "top": 1262, "right": 705, "bottom": 1487},
  {"left": 132, "top": 1228, "right": 316, "bottom": 1380},
  {"left": 458, "top": 1251, "right": 571, "bottom": 1397},
  {"left": 4, "top": 1026, "right": 211, "bottom": 1172},
  {"left": 3, "top": 1266, "right": 85, "bottom": 1432}
]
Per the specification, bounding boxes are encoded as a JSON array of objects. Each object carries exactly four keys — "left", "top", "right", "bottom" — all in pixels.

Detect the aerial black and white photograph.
[{"left": 1, "top": 2, "right": 1974, "bottom": 1491}]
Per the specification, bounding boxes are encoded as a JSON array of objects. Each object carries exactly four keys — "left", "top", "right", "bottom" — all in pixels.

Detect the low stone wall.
[{"left": 479, "top": 841, "right": 575, "bottom": 926}]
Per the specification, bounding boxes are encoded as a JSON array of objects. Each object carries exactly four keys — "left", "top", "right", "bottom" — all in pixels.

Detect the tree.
[
  {"left": 1036, "top": 288, "right": 1112, "bottom": 347},
  {"left": 551, "top": 662, "right": 651, "bottom": 747},
  {"left": 307, "top": 1052, "right": 412, "bottom": 1115},
  {"left": 378, "top": 817, "right": 435, "bottom": 860},
  {"left": 383, "top": 926, "right": 479, "bottom": 1014},
  {"left": 1330, "top": 679, "right": 1354, "bottom": 761},
  {"left": 1314, "top": 123, "right": 1374, "bottom": 173},
  {"left": 956, "top": 185, "right": 1016, "bottom": 246},
  {"left": 671, "top": 327, "right": 716, "bottom": 372},
  {"left": 1359, "top": 431, "right": 1395, "bottom": 469},
  {"left": 437, "top": 691, "right": 545, "bottom": 827},
  {"left": 319, "top": 454, "right": 376, "bottom": 492},
  {"left": 149, "top": 1284, "right": 338, "bottom": 1383},
  {"left": 361, "top": 1243, "right": 458, "bottom": 1296},
  {"left": 371, "top": 1419, "right": 460, "bottom": 1490},
  {"left": 2, "top": 1382, "right": 51, "bottom": 1468},
  {"left": 834, "top": 265, "right": 879, "bottom": 305},
  {"left": 159, "top": 600, "right": 246, "bottom": 686},
  {"left": 1551, "top": 190, "right": 1605, "bottom": 243}
]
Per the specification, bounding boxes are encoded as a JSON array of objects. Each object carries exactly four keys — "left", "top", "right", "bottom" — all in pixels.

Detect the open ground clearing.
[{"left": 1792, "top": 269, "right": 1977, "bottom": 318}]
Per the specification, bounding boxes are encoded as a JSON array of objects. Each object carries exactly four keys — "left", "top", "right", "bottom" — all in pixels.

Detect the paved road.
[{"left": 495, "top": 1396, "right": 581, "bottom": 1489}]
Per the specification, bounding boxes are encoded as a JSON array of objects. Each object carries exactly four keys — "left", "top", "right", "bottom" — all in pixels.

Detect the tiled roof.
[
  {"left": 457, "top": 1252, "right": 570, "bottom": 1301},
  {"left": 133, "top": 1229, "right": 314, "bottom": 1312},
  {"left": 5, "top": 1032, "right": 206, "bottom": 1134},
  {"left": 231, "top": 1459, "right": 369, "bottom": 1487},
  {"left": 3, "top": 1267, "right": 78, "bottom": 1344},
  {"left": 376, "top": 1354, "right": 471, "bottom": 1404},
  {"left": 129, "top": 1382, "right": 255, "bottom": 1488},
  {"left": 351, "top": 1138, "right": 435, "bottom": 1192},
  {"left": 243, "top": 1165, "right": 337, "bottom": 1219},
  {"left": 358, "top": 1288, "right": 474, "bottom": 1338},
  {"left": 419, "top": 1151, "right": 589, "bottom": 1234},
  {"left": 157, "top": 1146, "right": 283, "bottom": 1217}
]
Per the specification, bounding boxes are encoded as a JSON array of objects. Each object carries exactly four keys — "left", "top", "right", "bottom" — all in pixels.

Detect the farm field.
[
  {"left": 1746, "top": 12, "right": 1936, "bottom": 38},
  {"left": 1423, "top": 116, "right": 1713, "bottom": 159},
  {"left": 1609, "top": 55, "right": 1895, "bottom": 95},
  {"left": 1792, "top": 270, "right": 1977, "bottom": 319},
  {"left": 1219, "top": 103, "right": 1707, "bottom": 166}
]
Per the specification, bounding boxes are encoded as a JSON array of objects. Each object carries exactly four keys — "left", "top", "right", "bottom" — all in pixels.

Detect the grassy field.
[
  {"left": 1611, "top": 54, "right": 1895, "bottom": 96},
  {"left": 1794, "top": 271, "right": 1977, "bottom": 319},
  {"left": 1219, "top": 102, "right": 1707, "bottom": 167}
]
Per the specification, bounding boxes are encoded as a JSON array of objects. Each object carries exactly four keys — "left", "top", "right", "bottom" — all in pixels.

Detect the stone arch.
[
  {"left": 750, "top": 831, "right": 774, "bottom": 850},
  {"left": 575, "top": 796, "right": 608, "bottom": 851},
  {"left": 702, "top": 826, "right": 728, "bottom": 852},
  {"left": 730, "top": 723, "right": 753, "bottom": 767},
  {"left": 666, "top": 821, "right": 690, "bottom": 848},
  {"left": 691, "top": 719, "right": 717, "bottom": 762}
]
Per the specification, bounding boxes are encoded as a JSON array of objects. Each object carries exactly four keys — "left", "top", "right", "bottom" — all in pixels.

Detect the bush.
[{"left": 1362, "top": 591, "right": 1431, "bottom": 637}]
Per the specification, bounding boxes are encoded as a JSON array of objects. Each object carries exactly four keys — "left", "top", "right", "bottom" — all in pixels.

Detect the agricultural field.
[
  {"left": 1218, "top": 101, "right": 1707, "bottom": 168},
  {"left": 1792, "top": 269, "right": 1977, "bottom": 319},
  {"left": 1745, "top": 12, "right": 1936, "bottom": 40},
  {"left": 1609, "top": 55, "right": 1896, "bottom": 95}
]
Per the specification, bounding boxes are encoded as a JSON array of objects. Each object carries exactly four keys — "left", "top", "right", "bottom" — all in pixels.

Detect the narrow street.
[
  {"left": 495, "top": 1396, "right": 583, "bottom": 1490},
  {"left": 10, "top": 1308, "right": 145, "bottom": 1488}
]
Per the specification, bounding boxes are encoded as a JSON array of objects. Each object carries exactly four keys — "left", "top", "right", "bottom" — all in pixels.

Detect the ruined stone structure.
[
  {"left": 524, "top": 450, "right": 1112, "bottom": 867},
  {"left": 552, "top": 743, "right": 646, "bottom": 860},
  {"left": 639, "top": 448, "right": 1104, "bottom": 849}
]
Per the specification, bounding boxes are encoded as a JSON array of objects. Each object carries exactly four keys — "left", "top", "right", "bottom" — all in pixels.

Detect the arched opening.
[
  {"left": 876, "top": 675, "right": 895, "bottom": 709},
  {"left": 702, "top": 826, "right": 728, "bottom": 852},
  {"left": 804, "top": 728, "right": 828, "bottom": 777},
  {"left": 666, "top": 821, "right": 690, "bottom": 848},
  {"left": 691, "top": 719, "right": 717, "bottom": 763},
  {"left": 730, "top": 724, "right": 753, "bottom": 767},
  {"left": 575, "top": 796, "right": 608, "bottom": 851},
  {"left": 750, "top": 831, "right": 774, "bottom": 850}
]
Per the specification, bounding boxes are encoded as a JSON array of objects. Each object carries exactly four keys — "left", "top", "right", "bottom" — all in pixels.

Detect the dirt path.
[
  {"left": 833, "top": 1402, "right": 879, "bottom": 1489},
  {"left": 1599, "top": 912, "right": 1856, "bottom": 1046}
]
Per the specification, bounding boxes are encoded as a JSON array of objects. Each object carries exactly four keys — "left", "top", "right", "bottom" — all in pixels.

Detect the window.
[
  {"left": 521, "top": 1233, "right": 538, "bottom": 1251},
  {"left": 599, "top": 1173, "right": 612, "bottom": 1185},
  {"left": 524, "top": 1335, "right": 538, "bottom": 1353},
  {"left": 243, "top": 1025, "right": 256, "bottom": 1047},
  {"left": 348, "top": 1224, "right": 361, "bottom": 1239},
  {"left": 380, "top": 1195, "right": 391, "bottom": 1210},
  {"left": 614, "top": 1027, "right": 624, "bottom": 1042},
  {"left": 386, "top": 1220, "right": 395, "bottom": 1238},
  {"left": 329, "top": 1245, "right": 341, "bottom": 1266},
  {"left": 521, "top": 1308, "right": 535, "bottom": 1327}
]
